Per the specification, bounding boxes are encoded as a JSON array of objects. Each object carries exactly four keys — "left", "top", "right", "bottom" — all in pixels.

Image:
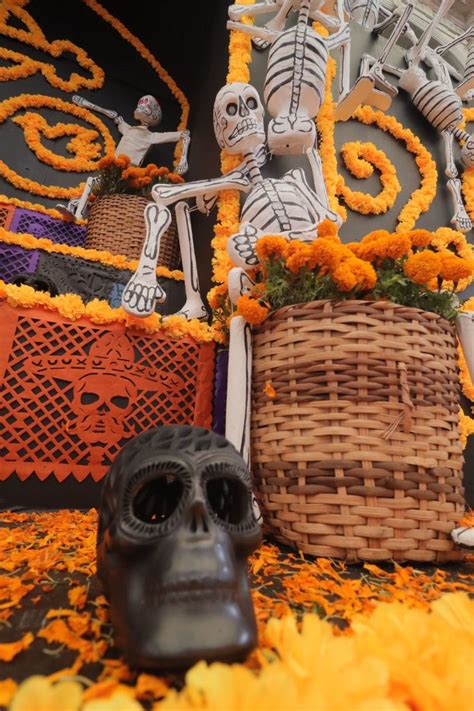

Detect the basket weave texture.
[
  {"left": 251, "top": 300, "right": 465, "bottom": 562},
  {"left": 85, "top": 194, "right": 180, "bottom": 269}
]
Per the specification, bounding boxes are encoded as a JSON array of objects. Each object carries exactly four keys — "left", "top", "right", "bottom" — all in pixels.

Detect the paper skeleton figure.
[
  {"left": 228, "top": 0, "right": 355, "bottom": 152},
  {"left": 121, "top": 82, "right": 340, "bottom": 463},
  {"left": 341, "top": 0, "right": 474, "bottom": 232},
  {"left": 58, "top": 94, "right": 190, "bottom": 221}
]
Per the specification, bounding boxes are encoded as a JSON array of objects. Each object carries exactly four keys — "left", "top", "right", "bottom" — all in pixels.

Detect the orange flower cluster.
[
  {"left": 0, "top": 225, "right": 183, "bottom": 282},
  {"left": 0, "top": 94, "right": 115, "bottom": 198},
  {"left": 0, "top": 0, "right": 104, "bottom": 91},
  {"left": 83, "top": 0, "right": 189, "bottom": 170},
  {"left": 354, "top": 229, "right": 412, "bottom": 263},
  {"left": 337, "top": 140, "right": 401, "bottom": 215},
  {"left": 236, "top": 294, "right": 269, "bottom": 325}
]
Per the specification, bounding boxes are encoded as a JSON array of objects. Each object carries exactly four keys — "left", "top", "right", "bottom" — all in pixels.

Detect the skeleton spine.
[{"left": 410, "top": 80, "right": 463, "bottom": 132}]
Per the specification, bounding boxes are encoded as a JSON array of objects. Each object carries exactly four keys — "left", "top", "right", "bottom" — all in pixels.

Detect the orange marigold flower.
[
  {"left": 439, "top": 253, "right": 474, "bottom": 283},
  {"left": 406, "top": 229, "right": 432, "bottom": 248},
  {"left": 404, "top": 251, "right": 441, "bottom": 285},
  {"left": 98, "top": 155, "right": 114, "bottom": 169},
  {"left": 256, "top": 235, "right": 288, "bottom": 263},
  {"left": 360, "top": 229, "right": 391, "bottom": 245},
  {"left": 332, "top": 263, "right": 357, "bottom": 292},
  {"left": 317, "top": 219, "right": 340, "bottom": 240},
  {"left": 236, "top": 295, "right": 269, "bottom": 325},
  {"left": 207, "top": 283, "right": 228, "bottom": 310},
  {"left": 168, "top": 172, "right": 184, "bottom": 184},
  {"left": 263, "top": 380, "right": 276, "bottom": 398},
  {"left": 312, "top": 239, "right": 343, "bottom": 272},
  {"left": 345, "top": 257, "right": 377, "bottom": 291},
  {"left": 285, "top": 241, "right": 316, "bottom": 273},
  {"left": 115, "top": 154, "right": 131, "bottom": 169}
]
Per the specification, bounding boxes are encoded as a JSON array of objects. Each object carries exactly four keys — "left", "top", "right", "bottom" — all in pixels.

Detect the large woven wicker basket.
[
  {"left": 251, "top": 300, "right": 465, "bottom": 562},
  {"left": 85, "top": 194, "right": 180, "bottom": 269}
]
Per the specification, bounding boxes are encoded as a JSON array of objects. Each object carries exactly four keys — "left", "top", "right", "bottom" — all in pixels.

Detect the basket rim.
[{"left": 256, "top": 299, "right": 453, "bottom": 330}]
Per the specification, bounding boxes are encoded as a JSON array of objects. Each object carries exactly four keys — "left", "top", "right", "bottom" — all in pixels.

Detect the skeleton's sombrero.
[{"left": 29, "top": 332, "right": 185, "bottom": 393}]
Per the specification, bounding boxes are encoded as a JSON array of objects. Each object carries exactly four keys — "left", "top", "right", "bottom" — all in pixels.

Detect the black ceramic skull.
[{"left": 97, "top": 425, "right": 262, "bottom": 670}]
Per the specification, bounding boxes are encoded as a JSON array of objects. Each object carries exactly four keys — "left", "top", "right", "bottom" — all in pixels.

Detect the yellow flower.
[
  {"left": 9, "top": 676, "right": 82, "bottom": 711},
  {"left": 405, "top": 229, "right": 432, "bottom": 248},
  {"left": 346, "top": 257, "right": 377, "bottom": 291},
  {"left": 311, "top": 238, "right": 343, "bottom": 272},
  {"left": 439, "top": 252, "right": 474, "bottom": 284}
]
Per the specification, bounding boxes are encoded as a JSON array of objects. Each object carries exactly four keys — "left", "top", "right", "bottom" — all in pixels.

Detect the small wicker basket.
[
  {"left": 85, "top": 194, "right": 180, "bottom": 269},
  {"left": 251, "top": 300, "right": 465, "bottom": 562}
]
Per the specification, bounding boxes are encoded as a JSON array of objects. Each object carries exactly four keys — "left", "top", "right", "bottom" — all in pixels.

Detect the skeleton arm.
[
  {"left": 228, "top": 1, "right": 283, "bottom": 21},
  {"left": 115, "top": 117, "right": 131, "bottom": 135},
  {"left": 436, "top": 26, "right": 474, "bottom": 57},
  {"left": 149, "top": 130, "right": 184, "bottom": 145},
  {"left": 226, "top": 20, "right": 279, "bottom": 43}
]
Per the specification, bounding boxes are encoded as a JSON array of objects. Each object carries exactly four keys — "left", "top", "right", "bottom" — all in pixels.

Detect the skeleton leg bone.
[
  {"left": 172, "top": 201, "right": 208, "bottom": 321},
  {"left": 447, "top": 177, "right": 473, "bottom": 233},
  {"left": 335, "top": 3, "right": 411, "bottom": 120},
  {"left": 152, "top": 171, "right": 250, "bottom": 207},
  {"left": 441, "top": 129, "right": 457, "bottom": 179},
  {"left": 121, "top": 204, "right": 169, "bottom": 317},
  {"left": 226, "top": 315, "right": 253, "bottom": 469}
]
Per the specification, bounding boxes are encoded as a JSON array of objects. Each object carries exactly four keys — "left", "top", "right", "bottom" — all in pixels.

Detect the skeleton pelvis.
[{"left": 267, "top": 115, "right": 316, "bottom": 155}]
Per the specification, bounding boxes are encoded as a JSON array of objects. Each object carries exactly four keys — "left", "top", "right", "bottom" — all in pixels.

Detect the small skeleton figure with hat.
[{"left": 58, "top": 94, "right": 190, "bottom": 221}]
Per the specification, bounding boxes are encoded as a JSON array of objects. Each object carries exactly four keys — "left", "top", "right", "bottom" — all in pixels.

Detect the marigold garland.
[
  {"left": 0, "top": 0, "right": 104, "bottom": 92},
  {"left": 82, "top": 0, "right": 189, "bottom": 169},
  {"left": 316, "top": 53, "right": 346, "bottom": 221},
  {"left": 0, "top": 281, "right": 220, "bottom": 343},
  {"left": 337, "top": 140, "right": 401, "bottom": 215},
  {"left": 0, "top": 95, "right": 115, "bottom": 198},
  {"left": 0, "top": 226, "right": 183, "bottom": 281},
  {"left": 350, "top": 105, "right": 438, "bottom": 232}
]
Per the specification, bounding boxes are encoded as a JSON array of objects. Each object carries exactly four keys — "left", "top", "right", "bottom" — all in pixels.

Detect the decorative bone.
[
  {"left": 347, "top": 0, "right": 380, "bottom": 30},
  {"left": 436, "top": 26, "right": 474, "bottom": 100}
]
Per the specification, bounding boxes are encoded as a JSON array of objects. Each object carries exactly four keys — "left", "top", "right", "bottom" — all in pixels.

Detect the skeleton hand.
[
  {"left": 114, "top": 115, "right": 125, "bottom": 125},
  {"left": 121, "top": 267, "right": 166, "bottom": 317}
]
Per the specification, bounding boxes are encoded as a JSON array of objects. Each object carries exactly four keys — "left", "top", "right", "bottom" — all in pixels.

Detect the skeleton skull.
[
  {"left": 134, "top": 95, "right": 162, "bottom": 127},
  {"left": 97, "top": 425, "right": 262, "bottom": 670},
  {"left": 71, "top": 373, "right": 136, "bottom": 443},
  {"left": 213, "top": 82, "right": 265, "bottom": 154}
]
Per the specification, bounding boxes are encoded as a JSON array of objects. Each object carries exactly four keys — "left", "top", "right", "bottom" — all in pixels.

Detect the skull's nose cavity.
[
  {"left": 189, "top": 500, "right": 210, "bottom": 535},
  {"left": 132, "top": 474, "right": 183, "bottom": 525}
]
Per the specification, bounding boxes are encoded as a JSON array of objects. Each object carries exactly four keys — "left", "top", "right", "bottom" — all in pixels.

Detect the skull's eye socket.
[
  {"left": 206, "top": 477, "right": 248, "bottom": 525},
  {"left": 226, "top": 102, "right": 238, "bottom": 116},
  {"left": 80, "top": 392, "right": 99, "bottom": 405},
  {"left": 111, "top": 395, "right": 129, "bottom": 409},
  {"left": 246, "top": 96, "right": 257, "bottom": 110},
  {"left": 132, "top": 474, "right": 183, "bottom": 525}
]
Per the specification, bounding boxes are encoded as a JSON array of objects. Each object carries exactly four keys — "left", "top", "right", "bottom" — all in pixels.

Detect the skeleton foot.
[
  {"left": 228, "top": 267, "right": 255, "bottom": 305},
  {"left": 335, "top": 75, "right": 378, "bottom": 121},
  {"left": 121, "top": 270, "right": 166, "bottom": 317},
  {"left": 451, "top": 526, "right": 474, "bottom": 548},
  {"left": 170, "top": 300, "right": 208, "bottom": 321},
  {"left": 451, "top": 209, "right": 472, "bottom": 233},
  {"left": 228, "top": 226, "right": 260, "bottom": 269}
]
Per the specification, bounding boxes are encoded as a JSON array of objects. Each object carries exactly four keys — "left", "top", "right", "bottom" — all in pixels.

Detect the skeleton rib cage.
[
  {"left": 263, "top": 14, "right": 328, "bottom": 119},
  {"left": 410, "top": 79, "right": 463, "bottom": 132}
]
